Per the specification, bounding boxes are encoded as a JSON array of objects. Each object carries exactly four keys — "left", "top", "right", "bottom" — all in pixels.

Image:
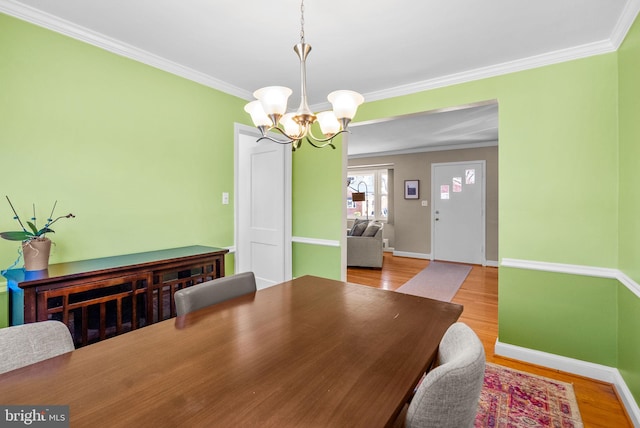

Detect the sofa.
[{"left": 347, "top": 220, "right": 384, "bottom": 268}]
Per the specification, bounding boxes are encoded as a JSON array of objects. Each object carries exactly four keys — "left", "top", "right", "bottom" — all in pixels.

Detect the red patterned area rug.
[{"left": 475, "top": 363, "right": 584, "bottom": 428}]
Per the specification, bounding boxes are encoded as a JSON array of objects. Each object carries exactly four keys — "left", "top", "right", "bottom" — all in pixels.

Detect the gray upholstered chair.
[
  {"left": 404, "top": 322, "right": 486, "bottom": 428},
  {"left": 0, "top": 320, "right": 75, "bottom": 374},
  {"left": 347, "top": 220, "right": 384, "bottom": 268},
  {"left": 174, "top": 271, "right": 257, "bottom": 316}
]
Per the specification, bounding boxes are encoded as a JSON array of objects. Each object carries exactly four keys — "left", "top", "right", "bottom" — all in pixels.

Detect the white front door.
[
  {"left": 431, "top": 161, "right": 485, "bottom": 265},
  {"left": 235, "top": 125, "right": 292, "bottom": 290}
]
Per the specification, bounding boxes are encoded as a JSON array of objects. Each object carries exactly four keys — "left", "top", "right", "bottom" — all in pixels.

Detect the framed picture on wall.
[{"left": 404, "top": 180, "right": 419, "bottom": 199}]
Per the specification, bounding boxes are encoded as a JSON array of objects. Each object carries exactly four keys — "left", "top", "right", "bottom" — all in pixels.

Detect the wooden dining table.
[{"left": 0, "top": 275, "right": 463, "bottom": 427}]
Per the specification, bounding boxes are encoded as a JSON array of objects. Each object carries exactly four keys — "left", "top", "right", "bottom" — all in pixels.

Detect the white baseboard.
[
  {"left": 495, "top": 340, "right": 618, "bottom": 381},
  {"left": 392, "top": 252, "right": 498, "bottom": 267},
  {"left": 495, "top": 340, "right": 640, "bottom": 427},
  {"left": 613, "top": 370, "right": 640, "bottom": 427},
  {"left": 393, "top": 251, "right": 431, "bottom": 259}
]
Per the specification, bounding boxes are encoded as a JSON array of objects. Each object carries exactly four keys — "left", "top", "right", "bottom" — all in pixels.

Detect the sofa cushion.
[
  {"left": 362, "top": 223, "right": 381, "bottom": 237},
  {"left": 350, "top": 220, "right": 369, "bottom": 236}
]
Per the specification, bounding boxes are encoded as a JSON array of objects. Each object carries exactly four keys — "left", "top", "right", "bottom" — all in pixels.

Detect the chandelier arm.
[
  {"left": 305, "top": 128, "right": 349, "bottom": 144},
  {"left": 257, "top": 135, "right": 297, "bottom": 145},
  {"left": 256, "top": 125, "right": 296, "bottom": 144},
  {"left": 305, "top": 137, "right": 336, "bottom": 149}
]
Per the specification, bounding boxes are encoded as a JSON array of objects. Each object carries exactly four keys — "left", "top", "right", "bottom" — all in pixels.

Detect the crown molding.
[
  {"left": 362, "top": 1, "right": 640, "bottom": 103},
  {"left": 2, "top": 0, "right": 639, "bottom": 103},
  {"left": 610, "top": 0, "right": 640, "bottom": 48},
  {"left": 361, "top": 39, "right": 617, "bottom": 103},
  {"left": 0, "top": 0, "right": 252, "bottom": 99}
]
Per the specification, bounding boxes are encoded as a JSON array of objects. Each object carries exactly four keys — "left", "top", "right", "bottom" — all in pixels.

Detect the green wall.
[
  {"left": 0, "top": 14, "right": 244, "bottom": 269},
  {"left": 617, "top": 12, "right": 640, "bottom": 403},
  {"left": 292, "top": 243, "right": 341, "bottom": 280},
  {"left": 619, "top": 284, "right": 640, "bottom": 402},
  {"left": 291, "top": 135, "right": 344, "bottom": 279},
  {"left": 499, "top": 268, "right": 618, "bottom": 365}
]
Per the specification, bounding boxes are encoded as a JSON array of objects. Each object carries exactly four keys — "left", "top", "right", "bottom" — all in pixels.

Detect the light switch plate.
[
  {"left": 421, "top": 200, "right": 428, "bottom": 207},
  {"left": 222, "top": 192, "right": 229, "bottom": 205}
]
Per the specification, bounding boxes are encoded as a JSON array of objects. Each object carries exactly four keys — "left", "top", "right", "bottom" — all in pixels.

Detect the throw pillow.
[
  {"left": 348, "top": 219, "right": 368, "bottom": 236},
  {"left": 362, "top": 223, "right": 381, "bottom": 237},
  {"left": 350, "top": 221, "right": 368, "bottom": 236}
]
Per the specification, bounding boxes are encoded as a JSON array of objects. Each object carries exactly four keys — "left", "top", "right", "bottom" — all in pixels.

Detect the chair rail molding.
[
  {"left": 501, "top": 258, "right": 640, "bottom": 298},
  {"left": 292, "top": 236, "right": 340, "bottom": 248}
]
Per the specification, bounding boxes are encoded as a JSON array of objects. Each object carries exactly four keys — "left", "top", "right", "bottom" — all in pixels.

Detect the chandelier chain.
[{"left": 300, "top": 0, "right": 305, "bottom": 43}]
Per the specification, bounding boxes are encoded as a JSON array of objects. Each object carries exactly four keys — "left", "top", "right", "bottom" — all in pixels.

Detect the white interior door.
[
  {"left": 235, "top": 125, "right": 292, "bottom": 289},
  {"left": 431, "top": 161, "right": 485, "bottom": 265}
]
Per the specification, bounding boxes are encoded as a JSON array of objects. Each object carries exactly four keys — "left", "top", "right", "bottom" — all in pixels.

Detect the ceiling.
[
  {"left": 348, "top": 102, "right": 499, "bottom": 158},
  {"left": 1, "top": 0, "right": 637, "bottom": 156}
]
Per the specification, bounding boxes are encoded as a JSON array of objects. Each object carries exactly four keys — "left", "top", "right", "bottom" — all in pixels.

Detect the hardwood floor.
[{"left": 347, "top": 253, "right": 632, "bottom": 428}]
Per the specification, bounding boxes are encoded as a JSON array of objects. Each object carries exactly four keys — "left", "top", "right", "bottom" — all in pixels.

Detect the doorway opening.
[{"left": 344, "top": 100, "right": 498, "bottom": 268}]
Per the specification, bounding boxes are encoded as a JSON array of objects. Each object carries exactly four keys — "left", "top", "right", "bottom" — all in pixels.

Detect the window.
[{"left": 347, "top": 169, "right": 389, "bottom": 221}]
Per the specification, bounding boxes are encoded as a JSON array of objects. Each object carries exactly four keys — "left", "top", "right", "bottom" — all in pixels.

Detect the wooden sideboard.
[{"left": 3, "top": 245, "right": 228, "bottom": 347}]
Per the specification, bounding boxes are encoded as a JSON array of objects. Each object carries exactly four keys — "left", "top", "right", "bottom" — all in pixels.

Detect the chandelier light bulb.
[
  {"left": 244, "top": 100, "right": 272, "bottom": 127},
  {"left": 327, "top": 90, "right": 365, "bottom": 120},
  {"left": 280, "top": 113, "right": 304, "bottom": 138},
  {"left": 316, "top": 111, "right": 341, "bottom": 136},
  {"left": 253, "top": 86, "right": 293, "bottom": 116}
]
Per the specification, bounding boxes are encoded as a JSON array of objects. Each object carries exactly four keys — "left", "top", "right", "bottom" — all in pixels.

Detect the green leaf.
[
  {"left": 27, "top": 221, "right": 39, "bottom": 235},
  {"left": 0, "top": 231, "right": 33, "bottom": 241},
  {"left": 39, "top": 228, "right": 55, "bottom": 235}
]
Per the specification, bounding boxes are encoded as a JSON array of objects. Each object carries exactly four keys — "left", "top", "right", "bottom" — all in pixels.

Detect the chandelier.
[{"left": 244, "top": 0, "right": 364, "bottom": 151}]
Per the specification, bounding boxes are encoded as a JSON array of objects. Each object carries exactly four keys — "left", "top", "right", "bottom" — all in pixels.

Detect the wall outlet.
[
  {"left": 421, "top": 200, "right": 428, "bottom": 207},
  {"left": 222, "top": 192, "right": 229, "bottom": 205}
]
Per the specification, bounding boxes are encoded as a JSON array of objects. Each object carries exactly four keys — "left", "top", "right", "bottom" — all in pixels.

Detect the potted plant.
[{"left": 1, "top": 196, "right": 75, "bottom": 271}]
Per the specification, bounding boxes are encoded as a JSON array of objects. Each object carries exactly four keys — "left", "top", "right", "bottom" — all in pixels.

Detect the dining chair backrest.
[
  {"left": 405, "top": 322, "right": 486, "bottom": 428},
  {"left": 0, "top": 320, "right": 75, "bottom": 374},
  {"left": 174, "top": 271, "right": 257, "bottom": 316}
]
